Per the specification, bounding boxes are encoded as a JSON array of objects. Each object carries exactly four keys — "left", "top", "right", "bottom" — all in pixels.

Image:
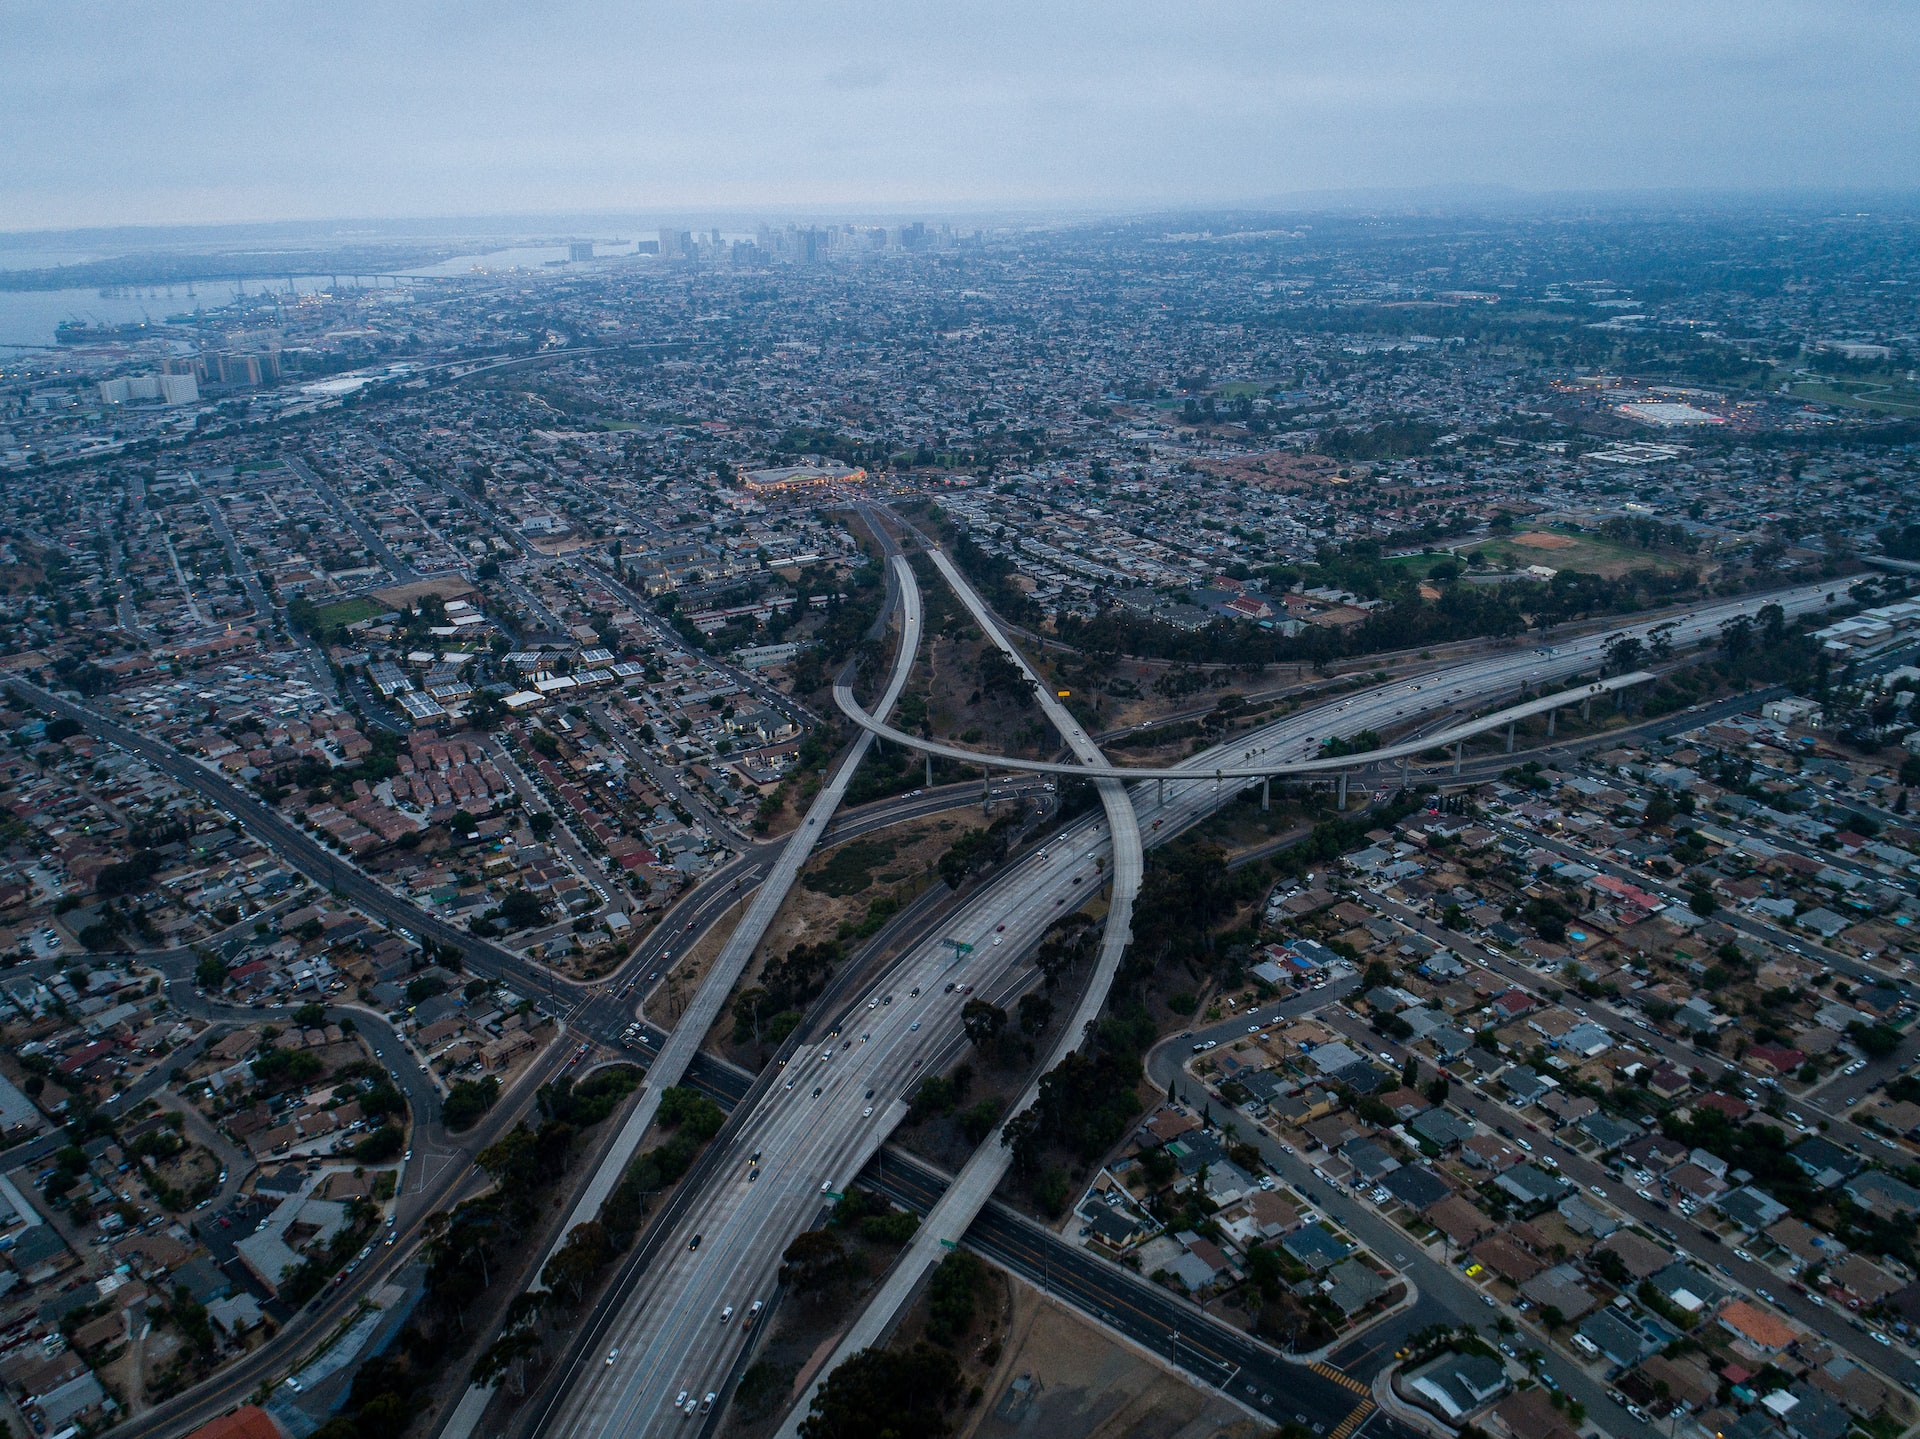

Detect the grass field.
[
  {"left": 801, "top": 839, "right": 895, "bottom": 897},
  {"left": 1788, "top": 379, "right": 1920, "bottom": 418},
  {"left": 311, "top": 596, "right": 388, "bottom": 629},
  {"left": 1463, "top": 528, "right": 1692, "bottom": 578}
]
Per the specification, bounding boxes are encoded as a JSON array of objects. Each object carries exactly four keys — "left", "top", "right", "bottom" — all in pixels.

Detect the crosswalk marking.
[
  {"left": 1328, "top": 1399, "right": 1375, "bottom": 1439},
  {"left": 1310, "top": 1361, "right": 1369, "bottom": 1395}
]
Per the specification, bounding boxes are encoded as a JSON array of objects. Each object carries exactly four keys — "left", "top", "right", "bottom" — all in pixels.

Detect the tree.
[
  {"left": 959, "top": 1098, "right": 1003, "bottom": 1144},
  {"left": 960, "top": 998, "right": 1007, "bottom": 1047},
  {"left": 498, "top": 887, "right": 547, "bottom": 930},
  {"left": 656, "top": 1086, "right": 724, "bottom": 1139},
  {"left": 1604, "top": 636, "right": 1645, "bottom": 675},
  {"left": 925, "top": 1251, "right": 981, "bottom": 1345},
  {"left": 781, "top": 1229, "right": 855, "bottom": 1293},
  {"left": 1848, "top": 1022, "right": 1901, "bottom": 1059},
  {"left": 443, "top": 1076, "right": 501, "bottom": 1131},
  {"left": 799, "top": 1343, "right": 960, "bottom": 1439},
  {"left": 472, "top": 1324, "right": 542, "bottom": 1394},
  {"left": 353, "top": 1123, "right": 405, "bottom": 1161},
  {"left": 195, "top": 954, "right": 227, "bottom": 991},
  {"left": 1720, "top": 614, "right": 1755, "bottom": 660},
  {"left": 465, "top": 688, "right": 507, "bottom": 730},
  {"left": 541, "top": 1220, "right": 610, "bottom": 1303}
]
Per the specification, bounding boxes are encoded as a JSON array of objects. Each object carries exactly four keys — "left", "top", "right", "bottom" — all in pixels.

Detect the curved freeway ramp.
[
  {"left": 838, "top": 668, "right": 1658, "bottom": 780},
  {"left": 772, "top": 546, "right": 1148, "bottom": 1438}
]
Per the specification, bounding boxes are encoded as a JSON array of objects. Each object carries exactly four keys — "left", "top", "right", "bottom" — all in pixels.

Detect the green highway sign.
[
  {"left": 938, "top": 1238, "right": 958, "bottom": 1250},
  {"left": 825, "top": 1190, "right": 844, "bottom": 1201}
]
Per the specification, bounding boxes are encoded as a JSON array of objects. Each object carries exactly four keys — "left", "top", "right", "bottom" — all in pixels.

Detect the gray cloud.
[{"left": 1, "top": 0, "right": 1915, "bottom": 228}]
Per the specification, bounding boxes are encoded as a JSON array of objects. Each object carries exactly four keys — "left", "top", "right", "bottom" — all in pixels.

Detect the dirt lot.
[
  {"left": 657, "top": 812, "right": 992, "bottom": 1051},
  {"left": 962, "top": 1280, "right": 1260, "bottom": 1439},
  {"left": 1196, "top": 451, "right": 1366, "bottom": 491},
  {"left": 1511, "top": 530, "right": 1576, "bottom": 551},
  {"left": 917, "top": 630, "right": 1064, "bottom": 762},
  {"left": 1469, "top": 528, "right": 1694, "bottom": 579},
  {"left": 150, "top": 1144, "right": 220, "bottom": 1205}
]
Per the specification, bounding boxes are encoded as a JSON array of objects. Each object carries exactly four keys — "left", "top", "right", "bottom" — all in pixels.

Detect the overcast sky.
[{"left": 4, "top": 0, "right": 1917, "bottom": 232}]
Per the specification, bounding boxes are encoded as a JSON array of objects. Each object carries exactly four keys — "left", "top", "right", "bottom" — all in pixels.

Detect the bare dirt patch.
[
  {"left": 962, "top": 1279, "right": 1259, "bottom": 1439},
  {"left": 1512, "top": 531, "right": 1577, "bottom": 550},
  {"left": 1196, "top": 451, "right": 1363, "bottom": 491},
  {"left": 665, "top": 814, "right": 992, "bottom": 1053},
  {"left": 369, "top": 577, "right": 481, "bottom": 609},
  {"left": 151, "top": 1144, "right": 219, "bottom": 1205}
]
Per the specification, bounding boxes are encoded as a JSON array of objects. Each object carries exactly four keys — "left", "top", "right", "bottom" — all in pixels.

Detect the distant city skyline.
[{"left": 3, "top": 0, "right": 1917, "bottom": 230}]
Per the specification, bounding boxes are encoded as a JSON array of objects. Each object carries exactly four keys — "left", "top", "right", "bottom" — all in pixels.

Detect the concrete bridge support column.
[
  {"left": 1453, "top": 741, "right": 1463, "bottom": 776},
  {"left": 1261, "top": 777, "right": 1270, "bottom": 812},
  {"left": 1337, "top": 772, "right": 1349, "bottom": 810},
  {"left": 982, "top": 769, "right": 991, "bottom": 813},
  {"left": 1158, "top": 777, "right": 1165, "bottom": 807},
  {"left": 1547, "top": 709, "right": 1556, "bottom": 738},
  {"left": 1505, "top": 722, "right": 1515, "bottom": 754},
  {"left": 926, "top": 753, "right": 933, "bottom": 788},
  {"left": 1581, "top": 697, "right": 1592, "bottom": 721}
]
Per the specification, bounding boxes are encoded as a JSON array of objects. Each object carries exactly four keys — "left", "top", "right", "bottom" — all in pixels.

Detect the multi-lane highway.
[
  {"left": 835, "top": 576, "right": 1846, "bottom": 784},
  {"left": 525, "top": 570, "right": 1849, "bottom": 1439},
  {"left": 18, "top": 559, "right": 1853, "bottom": 1439},
  {"left": 772, "top": 542, "right": 1149, "bottom": 1434}
]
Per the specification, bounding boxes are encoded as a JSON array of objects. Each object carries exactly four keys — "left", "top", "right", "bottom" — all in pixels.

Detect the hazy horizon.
[{"left": 5, "top": 0, "right": 1917, "bottom": 232}]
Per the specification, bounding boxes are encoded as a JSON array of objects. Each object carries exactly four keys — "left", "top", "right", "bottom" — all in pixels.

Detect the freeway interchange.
[
  {"left": 10, "top": 562, "right": 1854, "bottom": 1439},
  {"left": 521, "top": 562, "right": 1848, "bottom": 1439}
]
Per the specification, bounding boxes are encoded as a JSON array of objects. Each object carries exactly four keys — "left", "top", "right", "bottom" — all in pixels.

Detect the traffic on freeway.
[{"left": 530, "top": 566, "right": 1849, "bottom": 1437}]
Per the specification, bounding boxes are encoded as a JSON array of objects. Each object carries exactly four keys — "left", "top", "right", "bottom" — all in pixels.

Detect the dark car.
[{"left": 688, "top": 1233, "right": 702, "bottom": 1251}]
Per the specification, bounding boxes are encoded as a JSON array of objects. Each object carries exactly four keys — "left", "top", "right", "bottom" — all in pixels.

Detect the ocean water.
[{"left": 0, "top": 241, "right": 612, "bottom": 350}]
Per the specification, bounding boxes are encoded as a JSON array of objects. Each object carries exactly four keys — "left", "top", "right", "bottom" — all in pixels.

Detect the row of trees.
[
  {"left": 464, "top": 1081, "right": 717, "bottom": 1399},
  {"left": 1057, "top": 544, "right": 1706, "bottom": 670}
]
